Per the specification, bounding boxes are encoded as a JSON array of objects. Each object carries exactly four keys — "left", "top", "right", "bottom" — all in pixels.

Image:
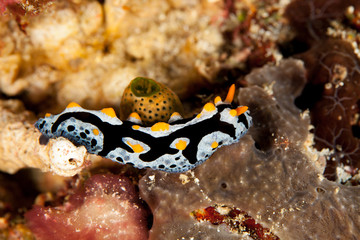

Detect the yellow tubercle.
[
  {"left": 214, "top": 96, "right": 222, "bottom": 105},
  {"left": 224, "top": 84, "right": 235, "bottom": 103},
  {"left": 203, "top": 102, "right": 216, "bottom": 112},
  {"left": 236, "top": 106, "right": 248, "bottom": 116},
  {"left": 211, "top": 141, "right": 218, "bottom": 149},
  {"left": 132, "top": 125, "right": 140, "bottom": 130},
  {"left": 175, "top": 139, "right": 187, "bottom": 150},
  {"left": 92, "top": 129, "right": 99, "bottom": 135},
  {"left": 170, "top": 112, "right": 181, "bottom": 118},
  {"left": 229, "top": 109, "right": 237, "bottom": 117},
  {"left": 66, "top": 102, "right": 81, "bottom": 108},
  {"left": 129, "top": 112, "right": 142, "bottom": 120},
  {"left": 127, "top": 141, "right": 144, "bottom": 153},
  {"left": 45, "top": 113, "right": 51, "bottom": 117},
  {"left": 101, "top": 108, "right": 117, "bottom": 118},
  {"left": 151, "top": 122, "right": 170, "bottom": 131}
]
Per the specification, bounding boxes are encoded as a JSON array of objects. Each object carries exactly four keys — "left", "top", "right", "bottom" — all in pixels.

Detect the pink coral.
[{"left": 25, "top": 174, "right": 150, "bottom": 240}]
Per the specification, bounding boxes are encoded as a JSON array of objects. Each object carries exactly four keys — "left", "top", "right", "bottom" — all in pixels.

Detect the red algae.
[
  {"left": 25, "top": 174, "right": 150, "bottom": 240},
  {"left": 192, "top": 205, "right": 280, "bottom": 240}
]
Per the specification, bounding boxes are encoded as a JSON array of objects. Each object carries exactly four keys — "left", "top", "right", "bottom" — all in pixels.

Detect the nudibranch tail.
[{"left": 35, "top": 81, "right": 252, "bottom": 173}]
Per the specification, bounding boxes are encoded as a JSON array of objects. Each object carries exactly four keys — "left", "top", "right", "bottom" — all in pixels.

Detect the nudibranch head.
[
  {"left": 120, "top": 77, "right": 184, "bottom": 125},
  {"left": 35, "top": 103, "right": 123, "bottom": 155}
]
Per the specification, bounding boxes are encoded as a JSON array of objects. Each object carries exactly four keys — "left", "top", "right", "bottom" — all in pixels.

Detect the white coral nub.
[{"left": 49, "top": 137, "right": 87, "bottom": 177}]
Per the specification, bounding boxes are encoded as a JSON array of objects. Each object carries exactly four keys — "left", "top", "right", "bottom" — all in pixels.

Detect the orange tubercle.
[
  {"left": 229, "top": 109, "right": 237, "bottom": 117},
  {"left": 214, "top": 96, "right": 222, "bottom": 105},
  {"left": 211, "top": 141, "right": 218, "bottom": 149},
  {"left": 132, "top": 125, "right": 140, "bottom": 130},
  {"left": 101, "top": 108, "right": 117, "bottom": 118},
  {"left": 126, "top": 141, "right": 144, "bottom": 153},
  {"left": 151, "top": 122, "right": 170, "bottom": 131},
  {"left": 66, "top": 102, "right": 81, "bottom": 108},
  {"left": 203, "top": 102, "right": 216, "bottom": 112},
  {"left": 170, "top": 112, "right": 181, "bottom": 118},
  {"left": 175, "top": 139, "right": 187, "bottom": 150},
  {"left": 236, "top": 106, "right": 248, "bottom": 116},
  {"left": 224, "top": 84, "right": 235, "bottom": 103},
  {"left": 129, "top": 112, "right": 142, "bottom": 120},
  {"left": 92, "top": 129, "right": 100, "bottom": 135}
]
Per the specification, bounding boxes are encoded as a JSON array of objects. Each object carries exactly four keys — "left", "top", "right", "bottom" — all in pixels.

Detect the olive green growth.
[{"left": 130, "top": 77, "right": 160, "bottom": 97}]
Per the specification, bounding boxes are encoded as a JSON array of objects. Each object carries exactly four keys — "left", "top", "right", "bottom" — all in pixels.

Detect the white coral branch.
[{"left": 0, "top": 99, "right": 88, "bottom": 176}]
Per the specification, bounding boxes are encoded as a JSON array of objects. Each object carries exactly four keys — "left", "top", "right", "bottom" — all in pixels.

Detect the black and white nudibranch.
[{"left": 35, "top": 82, "right": 252, "bottom": 173}]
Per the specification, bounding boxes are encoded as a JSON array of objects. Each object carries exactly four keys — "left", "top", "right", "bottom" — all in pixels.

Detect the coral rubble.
[{"left": 0, "top": 99, "right": 88, "bottom": 176}]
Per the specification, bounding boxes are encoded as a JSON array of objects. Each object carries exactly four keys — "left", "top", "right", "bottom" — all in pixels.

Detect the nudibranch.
[
  {"left": 120, "top": 77, "right": 184, "bottom": 125},
  {"left": 35, "top": 83, "right": 252, "bottom": 173}
]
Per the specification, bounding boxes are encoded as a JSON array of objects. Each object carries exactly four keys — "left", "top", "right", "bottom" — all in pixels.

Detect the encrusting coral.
[
  {"left": 0, "top": 99, "right": 88, "bottom": 177},
  {"left": 139, "top": 59, "right": 360, "bottom": 239}
]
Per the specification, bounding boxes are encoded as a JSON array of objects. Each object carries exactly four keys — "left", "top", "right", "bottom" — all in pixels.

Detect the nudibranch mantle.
[{"left": 35, "top": 84, "right": 252, "bottom": 173}]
